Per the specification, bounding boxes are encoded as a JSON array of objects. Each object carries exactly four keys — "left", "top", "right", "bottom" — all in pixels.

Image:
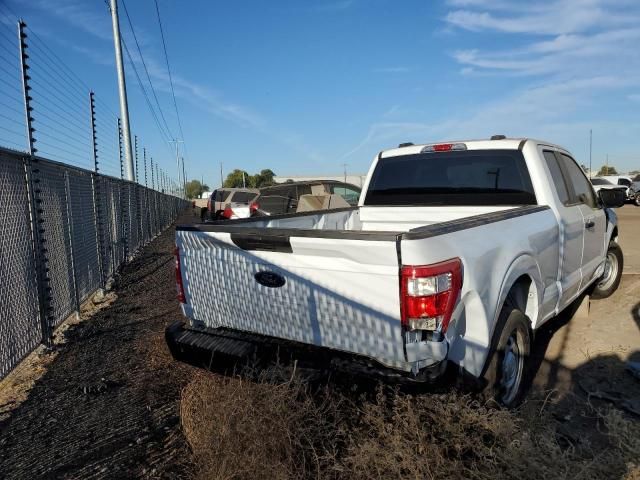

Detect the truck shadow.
[{"left": 523, "top": 297, "right": 640, "bottom": 418}]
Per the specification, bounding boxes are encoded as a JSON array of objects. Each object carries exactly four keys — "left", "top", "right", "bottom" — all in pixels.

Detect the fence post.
[
  {"left": 64, "top": 170, "right": 81, "bottom": 320},
  {"left": 143, "top": 148, "right": 150, "bottom": 242},
  {"left": 89, "top": 91, "right": 106, "bottom": 288},
  {"left": 118, "top": 118, "right": 129, "bottom": 260},
  {"left": 134, "top": 135, "right": 139, "bottom": 183},
  {"left": 118, "top": 118, "right": 124, "bottom": 180},
  {"left": 19, "top": 20, "right": 53, "bottom": 347},
  {"left": 150, "top": 157, "right": 156, "bottom": 235},
  {"left": 133, "top": 136, "right": 141, "bottom": 246}
]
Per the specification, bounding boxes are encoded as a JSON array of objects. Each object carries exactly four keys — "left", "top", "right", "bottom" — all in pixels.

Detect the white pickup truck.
[{"left": 167, "top": 137, "right": 626, "bottom": 406}]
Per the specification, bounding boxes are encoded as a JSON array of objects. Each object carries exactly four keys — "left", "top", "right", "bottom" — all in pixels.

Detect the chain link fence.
[{"left": 0, "top": 146, "right": 188, "bottom": 379}]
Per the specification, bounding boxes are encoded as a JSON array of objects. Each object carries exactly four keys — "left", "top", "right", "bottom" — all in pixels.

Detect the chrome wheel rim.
[
  {"left": 598, "top": 252, "right": 618, "bottom": 290},
  {"left": 500, "top": 331, "right": 524, "bottom": 405}
]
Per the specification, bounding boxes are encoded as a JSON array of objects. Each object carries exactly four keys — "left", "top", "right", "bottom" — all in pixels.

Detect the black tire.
[
  {"left": 482, "top": 306, "right": 532, "bottom": 408},
  {"left": 634, "top": 194, "right": 640, "bottom": 207},
  {"left": 591, "top": 241, "right": 623, "bottom": 299}
]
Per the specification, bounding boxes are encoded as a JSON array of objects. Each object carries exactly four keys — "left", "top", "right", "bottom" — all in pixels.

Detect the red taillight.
[
  {"left": 250, "top": 201, "right": 259, "bottom": 212},
  {"left": 433, "top": 143, "right": 453, "bottom": 151},
  {"left": 222, "top": 206, "right": 233, "bottom": 219},
  {"left": 400, "top": 258, "right": 462, "bottom": 333},
  {"left": 174, "top": 246, "right": 186, "bottom": 303}
]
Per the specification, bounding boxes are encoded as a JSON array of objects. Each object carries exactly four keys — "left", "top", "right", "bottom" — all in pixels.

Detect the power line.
[
  {"left": 120, "top": 35, "right": 173, "bottom": 157},
  {"left": 153, "top": 0, "right": 187, "bottom": 158},
  {"left": 120, "top": 0, "right": 173, "bottom": 140}
]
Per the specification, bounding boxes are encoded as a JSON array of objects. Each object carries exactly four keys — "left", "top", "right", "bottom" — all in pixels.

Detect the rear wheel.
[
  {"left": 634, "top": 193, "right": 640, "bottom": 207},
  {"left": 591, "top": 242, "right": 623, "bottom": 299},
  {"left": 483, "top": 306, "right": 532, "bottom": 408}
]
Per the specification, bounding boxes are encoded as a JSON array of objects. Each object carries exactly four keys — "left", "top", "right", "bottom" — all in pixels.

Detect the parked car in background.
[
  {"left": 206, "top": 188, "right": 260, "bottom": 220},
  {"left": 170, "top": 137, "right": 626, "bottom": 408},
  {"left": 257, "top": 180, "right": 361, "bottom": 215},
  {"left": 631, "top": 178, "right": 640, "bottom": 206},
  {"left": 599, "top": 175, "right": 634, "bottom": 200},
  {"left": 590, "top": 177, "right": 628, "bottom": 194}
]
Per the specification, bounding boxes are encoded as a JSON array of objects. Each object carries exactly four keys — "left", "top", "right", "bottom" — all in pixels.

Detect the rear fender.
[{"left": 447, "top": 254, "right": 541, "bottom": 378}]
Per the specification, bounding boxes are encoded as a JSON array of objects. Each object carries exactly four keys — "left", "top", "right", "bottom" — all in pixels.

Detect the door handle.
[{"left": 585, "top": 220, "right": 595, "bottom": 229}]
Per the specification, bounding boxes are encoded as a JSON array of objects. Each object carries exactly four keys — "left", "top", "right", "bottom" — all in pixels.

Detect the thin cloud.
[
  {"left": 29, "top": 0, "right": 113, "bottom": 41},
  {"left": 445, "top": 0, "right": 640, "bottom": 35}
]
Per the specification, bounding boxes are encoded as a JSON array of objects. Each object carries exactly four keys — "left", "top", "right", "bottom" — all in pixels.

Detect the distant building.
[
  {"left": 200, "top": 191, "right": 212, "bottom": 199},
  {"left": 273, "top": 174, "right": 367, "bottom": 187}
]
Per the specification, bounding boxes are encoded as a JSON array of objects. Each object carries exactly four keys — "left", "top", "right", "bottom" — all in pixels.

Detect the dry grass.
[{"left": 181, "top": 368, "right": 640, "bottom": 480}]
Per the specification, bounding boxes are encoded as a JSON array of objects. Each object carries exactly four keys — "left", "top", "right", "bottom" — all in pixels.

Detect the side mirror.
[{"left": 598, "top": 189, "right": 626, "bottom": 208}]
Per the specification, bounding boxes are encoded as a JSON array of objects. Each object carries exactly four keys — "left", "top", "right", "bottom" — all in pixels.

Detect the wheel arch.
[{"left": 492, "top": 254, "right": 542, "bottom": 337}]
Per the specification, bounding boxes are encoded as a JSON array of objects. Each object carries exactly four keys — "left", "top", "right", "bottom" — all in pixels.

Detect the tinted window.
[
  {"left": 330, "top": 184, "right": 361, "bottom": 205},
  {"left": 258, "top": 185, "right": 298, "bottom": 214},
  {"left": 215, "top": 190, "right": 229, "bottom": 202},
  {"left": 543, "top": 151, "right": 570, "bottom": 204},
  {"left": 296, "top": 185, "right": 312, "bottom": 197},
  {"left": 590, "top": 178, "right": 612, "bottom": 185},
  {"left": 558, "top": 154, "right": 597, "bottom": 208},
  {"left": 364, "top": 150, "right": 536, "bottom": 206},
  {"left": 230, "top": 191, "right": 257, "bottom": 203},
  {"left": 618, "top": 178, "right": 631, "bottom": 187}
]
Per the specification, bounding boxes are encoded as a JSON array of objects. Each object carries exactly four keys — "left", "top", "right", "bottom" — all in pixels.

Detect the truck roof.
[{"left": 380, "top": 137, "right": 568, "bottom": 158}]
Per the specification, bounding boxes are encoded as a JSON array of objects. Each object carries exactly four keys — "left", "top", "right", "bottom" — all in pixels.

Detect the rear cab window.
[{"left": 364, "top": 149, "right": 537, "bottom": 206}]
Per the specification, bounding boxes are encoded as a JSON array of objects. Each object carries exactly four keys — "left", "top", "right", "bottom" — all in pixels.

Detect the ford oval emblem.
[{"left": 254, "top": 271, "right": 286, "bottom": 288}]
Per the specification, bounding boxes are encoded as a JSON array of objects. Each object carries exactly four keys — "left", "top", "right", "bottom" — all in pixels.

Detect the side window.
[
  {"left": 296, "top": 185, "right": 312, "bottom": 197},
  {"left": 216, "top": 190, "right": 229, "bottom": 202},
  {"left": 543, "top": 151, "right": 569, "bottom": 205},
  {"left": 330, "top": 184, "right": 361, "bottom": 205},
  {"left": 618, "top": 178, "right": 631, "bottom": 187},
  {"left": 558, "top": 154, "right": 597, "bottom": 208}
]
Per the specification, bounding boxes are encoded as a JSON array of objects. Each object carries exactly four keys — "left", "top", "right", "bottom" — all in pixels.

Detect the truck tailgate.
[{"left": 176, "top": 229, "right": 407, "bottom": 370}]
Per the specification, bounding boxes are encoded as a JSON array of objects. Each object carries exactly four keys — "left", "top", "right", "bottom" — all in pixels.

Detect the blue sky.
[{"left": 2, "top": 0, "right": 640, "bottom": 187}]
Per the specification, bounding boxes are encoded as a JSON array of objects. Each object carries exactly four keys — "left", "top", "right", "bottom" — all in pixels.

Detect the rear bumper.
[{"left": 165, "top": 321, "right": 448, "bottom": 384}]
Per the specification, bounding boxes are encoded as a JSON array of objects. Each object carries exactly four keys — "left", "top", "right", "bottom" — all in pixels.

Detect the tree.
[
  {"left": 597, "top": 165, "right": 618, "bottom": 176},
  {"left": 185, "top": 180, "right": 209, "bottom": 199},
  {"left": 223, "top": 168, "right": 277, "bottom": 188},
  {"left": 252, "top": 169, "right": 276, "bottom": 187},
  {"left": 223, "top": 169, "right": 251, "bottom": 188}
]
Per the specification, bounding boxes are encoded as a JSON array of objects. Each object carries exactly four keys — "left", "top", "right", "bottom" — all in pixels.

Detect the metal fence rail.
[{"left": 0, "top": 146, "right": 187, "bottom": 379}]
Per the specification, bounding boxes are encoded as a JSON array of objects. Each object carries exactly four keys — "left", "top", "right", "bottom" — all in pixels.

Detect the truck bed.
[{"left": 176, "top": 204, "right": 553, "bottom": 372}]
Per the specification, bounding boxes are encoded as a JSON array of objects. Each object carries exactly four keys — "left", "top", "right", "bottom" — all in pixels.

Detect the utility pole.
[
  {"left": 109, "top": 0, "right": 134, "bottom": 181},
  {"left": 220, "top": 162, "right": 223, "bottom": 187},
  {"left": 342, "top": 162, "right": 348, "bottom": 184},
  {"left": 589, "top": 129, "right": 593, "bottom": 179}
]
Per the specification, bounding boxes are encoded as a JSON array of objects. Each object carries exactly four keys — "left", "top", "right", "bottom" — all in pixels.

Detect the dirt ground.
[
  {"left": 0, "top": 205, "right": 638, "bottom": 479},
  {"left": 532, "top": 205, "right": 640, "bottom": 414},
  {"left": 0, "top": 211, "right": 195, "bottom": 479}
]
